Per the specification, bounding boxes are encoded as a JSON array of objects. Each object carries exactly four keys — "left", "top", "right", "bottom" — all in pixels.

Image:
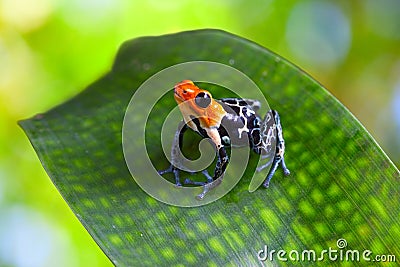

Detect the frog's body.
[{"left": 159, "top": 80, "right": 290, "bottom": 199}]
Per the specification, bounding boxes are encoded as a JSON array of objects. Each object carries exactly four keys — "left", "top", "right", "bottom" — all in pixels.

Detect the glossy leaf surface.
[{"left": 20, "top": 30, "right": 400, "bottom": 266}]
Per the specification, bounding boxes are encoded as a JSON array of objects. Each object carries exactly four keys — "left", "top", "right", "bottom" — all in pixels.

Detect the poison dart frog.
[{"left": 159, "top": 80, "right": 290, "bottom": 199}]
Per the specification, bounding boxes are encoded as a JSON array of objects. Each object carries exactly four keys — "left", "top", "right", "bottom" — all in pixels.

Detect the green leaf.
[{"left": 20, "top": 30, "right": 399, "bottom": 266}]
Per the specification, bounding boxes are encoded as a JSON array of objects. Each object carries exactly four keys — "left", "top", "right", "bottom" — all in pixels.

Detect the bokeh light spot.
[
  {"left": 285, "top": 1, "right": 351, "bottom": 68},
  {"left": 391, "top": 79, "right": 400, "bottom": 159},
  {"left": 393, "top": 80, "right": 400, "bottom": 125},
  {"left": 0, "top": 206, "right": 74, "bottom": 267},
  {"left": 0, "top": 0, "right": 54, "bottom": 32},
  {"left": 364, "top": 0, "right": 400, "bottom": 40}
]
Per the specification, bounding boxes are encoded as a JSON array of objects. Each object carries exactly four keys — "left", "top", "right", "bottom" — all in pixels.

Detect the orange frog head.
[{"left": 174, "top": 80, "right": 226, "bottom": 129}]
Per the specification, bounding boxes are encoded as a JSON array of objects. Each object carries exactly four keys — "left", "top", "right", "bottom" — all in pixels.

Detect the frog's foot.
[
  {"left": 158, "top": 165, "right": 182, "bottom": 187},
  {"left": 262, "top": 156, "right": 290, "bottom": 188},
  {"left": 196, "top": 177, "right": 223, "bottom": 200},
  {"left": 281, "top": 157, "right": 290, "bottom": 176},
  {"left": 184, "top": 170, "right": 223, "bottom": 200}
]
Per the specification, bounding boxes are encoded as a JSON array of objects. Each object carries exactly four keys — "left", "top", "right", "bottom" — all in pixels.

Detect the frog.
[{"left": 158, "top": 80, "right": 290, "bottom": 199}]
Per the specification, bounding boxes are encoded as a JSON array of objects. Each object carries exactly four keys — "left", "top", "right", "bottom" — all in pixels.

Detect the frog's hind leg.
[
  {"left": 263, "top": 157, "right": 281, "bottom": 188},
  {"left": 258, "top": 110, "right": 290, "bottom": 188},
  {"left": 256, "top": 157, "right": 273, "bottom": 173}
]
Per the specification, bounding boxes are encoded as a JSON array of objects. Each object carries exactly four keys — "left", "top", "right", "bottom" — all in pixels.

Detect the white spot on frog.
[
  {"left": 238, "top": 125, "right": 249, "bottom": 139},
  {"left": 246, "top": 108, "right": 255, "bottom": 117},
  {"left": 222, "top": 136, "right": 231, "bottom": 144}
]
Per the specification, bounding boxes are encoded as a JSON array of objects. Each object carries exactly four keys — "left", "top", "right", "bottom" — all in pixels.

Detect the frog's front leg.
[
  {"left": 158, "top": 121, "right": 188, "bottom": 186},
  {"left": 185, "top": 128, "right": 229, "bottom": 200},
  {"left": 184, "top": 147, "right": 228, "bottom": 185},
  {"left": 196, "top": 146, "right": 229, "bottom": 200}
]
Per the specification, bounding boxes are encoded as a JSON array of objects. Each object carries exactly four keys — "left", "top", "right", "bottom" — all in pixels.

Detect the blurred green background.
[{"left": 1, "top": 0, "right": 399, "bottom": 266}]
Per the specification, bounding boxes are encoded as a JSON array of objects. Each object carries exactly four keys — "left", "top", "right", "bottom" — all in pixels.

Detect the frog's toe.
[
  {"left": 201, "top": 170, "right": 214, "bottom": 183},
  {"left": 184, "top": 178, "right": 206, "bottom": 186},
  {"left": 196, "top": 178, "right": 223, "bottom": 200},
  {"left": 158, "top": 165, "right": 173, "bottom": 175},
  {"left": 158, "top": 165, "right": 183, "bottom": 186},
  {"left": 283, "top": 168, "right": 291, "bottom": 176},
  {"left": 183, "top": 169, "right": 213, "bottom": 185},
  {"left": 281, "top": 157, "right": 290, "bottom": 176},
  {"left": 263, "top": 180, "right": 270, "bottom": 188},
  {"left": 196, "top": 192, "right": 206, "bottom": 201}
]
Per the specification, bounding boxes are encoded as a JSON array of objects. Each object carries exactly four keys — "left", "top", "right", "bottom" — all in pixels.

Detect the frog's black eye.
[{"left": 195, "top": 92, "right": 211, "bottom": 108}]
